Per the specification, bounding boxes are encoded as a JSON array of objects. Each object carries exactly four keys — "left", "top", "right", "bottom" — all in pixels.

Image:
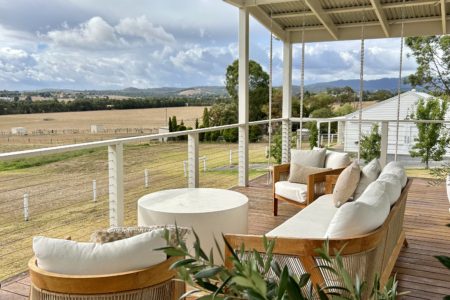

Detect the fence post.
[
  {"left": 144, "top": 169, "right": 149, "bottom": 188},
  {"left": 188, "top": 133, "right": 199, "bottom": 188},
  {"left": 108, "top": 143, "right": 124, "bottom": 227},
  {"left": 92, "top": 180, "right": 97, "bottom": 202},
  {"left": 327, "top": 122, "right": 331, "bottom": 147},
  {"left": 317, "top": 122, "right": 321, "bottom": 147},
  {"left": 380, "top": 121, "right": 389, "bottom": 167},
  {"left": 23, "top": 193, "right": 29, "bottom": 221},
  {"left": 229, "top": 150, "right": 233, "bottom": 166}
]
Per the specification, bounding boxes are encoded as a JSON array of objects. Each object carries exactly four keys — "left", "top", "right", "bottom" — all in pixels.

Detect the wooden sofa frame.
[
  {"left": 227, "top": 178, "right": 412, "bottom": 292},
  {"left": 29, "top": 256, "right": 184, "bottom": 299},
  {"left": 273, "top": 163, "right": 345, "bottom": 216}
]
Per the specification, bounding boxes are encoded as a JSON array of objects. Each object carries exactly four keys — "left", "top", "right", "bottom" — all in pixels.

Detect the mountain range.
[{"left": 29, "top": 77, "right": 415, "bottom": 98}]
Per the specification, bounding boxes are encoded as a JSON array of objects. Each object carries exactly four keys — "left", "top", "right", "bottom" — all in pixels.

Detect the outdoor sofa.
[{"left": 226, "top": 160, "right": 411, "bottom": 295}]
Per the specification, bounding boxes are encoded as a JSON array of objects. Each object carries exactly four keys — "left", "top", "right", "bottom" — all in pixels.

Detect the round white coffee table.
[{"left": 137, "top": 188, "right": 248, "bottom": 261}]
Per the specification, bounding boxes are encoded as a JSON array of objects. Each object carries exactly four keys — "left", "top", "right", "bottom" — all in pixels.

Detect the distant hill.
[
  {"left": 299, "top": 77, "right": 414, "bottom": 93},
  {"left": 24, "top": 78, "right": 417, "bottom": 98}
]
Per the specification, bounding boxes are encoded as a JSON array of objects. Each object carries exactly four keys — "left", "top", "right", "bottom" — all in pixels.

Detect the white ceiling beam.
[
  {"left": 304, "top": 0, "right": 339, "bottom": 40},
  {"left": 441, "top": 0, "right": 447, "bottom": 34},
  {"left": 248, "top": 6, "right": 287, "bottom": 41},
  {"left": 370, "top": 0, "right": 390, "bottom": 37}
]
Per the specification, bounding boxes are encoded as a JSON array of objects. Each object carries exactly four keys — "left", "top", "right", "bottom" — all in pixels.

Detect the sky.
[{"left": 0, "top": 0, "right": 418, "bottom": 90}]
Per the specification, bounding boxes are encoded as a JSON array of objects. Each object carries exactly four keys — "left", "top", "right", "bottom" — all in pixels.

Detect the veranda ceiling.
[{"left": 224, "top": 0, "right": 450, "bottom": 42}]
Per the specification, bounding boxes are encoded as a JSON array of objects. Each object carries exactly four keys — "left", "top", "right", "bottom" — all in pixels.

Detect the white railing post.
[
  {"left": 108, "top": 143, "right": 124, "bottom": 227},
  {"left": 188, "top": 133, "right": 199, "bottom": 188},
  {"left": 92, "top": 180, "right": 97, "bottom": 202},
  {"left": 281, "top": 40, "right": 292, "bottom": 164},
  {"left": 238, "top": 7, "right": 249, "bottom": 187},
  {"left": 327, "top": 122, "right": 331, "bottom": 147},
  {"left": 317, "top": 122, "right": 321, "bottom": 147},
  {"left": 380, "top": 121, "right": 389, "bottom": 167},
  {"left": 144, "top": 169, "right": 149, "bottom": 188},
  {"left": 229, "top": 150, "right": 233, "bottom": 166},
  {"left": 23, "top": 193, "right": 29, "bottom": 221}
]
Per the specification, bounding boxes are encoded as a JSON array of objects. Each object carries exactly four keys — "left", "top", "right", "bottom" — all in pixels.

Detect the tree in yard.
[
  {"left": 225, "top": 59, "right": 269, "bottom": 122},
  {"left": 360, "top": 124, "right": 381, "bottom": 163},
  {"left": 168, "top": 116, "right": 173, "bottom": 132},
  {"left": 405, "top": 36, "right": 450, "bottom": 95},
  {"left": 195, "top": 118, "right": 199, "bottom": 129},
  {"left": 308, "top": 122, "right": 318, "bottom": 149},
  {"left": 410, "top": 97, "right": 449, "bottom": 169},
  {"left": 171, "top": 116, "right": 178, "bottom": 132},
  {"left": 202, "top": 107, "right": 210, "bottom": 141}
]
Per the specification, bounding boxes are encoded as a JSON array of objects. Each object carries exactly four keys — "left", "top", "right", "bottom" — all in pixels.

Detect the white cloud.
[
  {"left": 46, "top": 16, "right": 121, "bottom": 49},
  {"left": 0, "top": 47, "right": 28, "bottom": 59},
  {"left": 115, "top": 15, "right": 175, "bottom": 44}
]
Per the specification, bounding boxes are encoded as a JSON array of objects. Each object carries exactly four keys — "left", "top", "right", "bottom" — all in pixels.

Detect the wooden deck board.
[{"left": 1, "top": 177, "right": 449, "bottom": 299}]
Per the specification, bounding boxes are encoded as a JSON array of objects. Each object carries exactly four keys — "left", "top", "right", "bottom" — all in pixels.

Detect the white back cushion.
[
  {"left": 377, "top": 173, "right": 402, "bottom": 205},
  {"left": 33, "top": 230, "right": 167, "bottom": 275},
  {"left": 325, "top": 151, "right": 351, "bottom": 169},
  {"left": 381, "top": 161, "right": 407, "bottom": 187},
  {"left": 326, "top": 181, "right": 390, "bottom": 238},
  {"left": 291, "top": 148, "right": 326, "bottom": 168},
  {"left": 353, "top": 159, "right": 382, "bottom": 200}
]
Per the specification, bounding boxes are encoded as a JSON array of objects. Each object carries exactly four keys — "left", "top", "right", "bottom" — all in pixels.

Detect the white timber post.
[
  {"left": 380, "top": 121, "right": 389, "bottom": 167},
  {"left": 92, "top": 180, "right": 97, "bottom": 202},
  {"left": 23, "top": 193, "right": 29, "bottom": 221},
  {"left": 281, "top": 40, "right": 292, "bottom": 164},
  {"left": 317, "top": 122, "right": 321, "bottom": 147},
  {"left": 188, "top": 133, "right": 199, "bottom": 188},
  {"left": 238, "top": 7, "right": 249, "bottom": 187},
  {"left": 108, "top": 143, "right": 124, "bottom": 227},
  {"left": 229, "top": 150, "right": 233, "bottom": 166},
  {"left": 327, "top": 122, "right": 331, "bottom": 147},
  {"left": 144, "top": 169, "right": 149, "bottom": 188}
]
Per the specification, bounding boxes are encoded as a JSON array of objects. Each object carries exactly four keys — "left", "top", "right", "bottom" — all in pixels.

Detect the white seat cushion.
[
  {"left": 33, "top": 230, "right": 167, "bottom": 275},
  {"left": 381, "top": 161, "right": 407, "bottom": 187},
  {"left": 267, "top": 194, "right": 338, "bottom": 239},
  {"left": 326, "top": 181, "right": 390, "bottom": 238},
  {"left": 275, "top": 181, "right": 308, "bottom": 203}
]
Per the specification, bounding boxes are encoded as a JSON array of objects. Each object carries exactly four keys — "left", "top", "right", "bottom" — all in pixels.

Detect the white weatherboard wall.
[{"left": 343, "top": 90, "right": 450, "bottom": 155}]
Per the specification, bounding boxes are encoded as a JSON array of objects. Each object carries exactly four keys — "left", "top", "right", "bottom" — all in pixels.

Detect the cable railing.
[
  {"left": 1, "top": 115, "right": 445, "bottom": 281},
  {"left": 0, "top": 119, "right": 283, "bottom": 281}
]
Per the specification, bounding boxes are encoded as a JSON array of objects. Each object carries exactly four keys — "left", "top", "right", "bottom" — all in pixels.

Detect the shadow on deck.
[{"left": 1, "top": 177, "right": 449, "bottom": 299}]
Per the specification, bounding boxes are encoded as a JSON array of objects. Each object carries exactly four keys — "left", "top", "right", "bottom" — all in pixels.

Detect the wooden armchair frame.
[
  {"left": 29, "top": 256, "right": 184, "bottom": 299},
  {"left": 272, "top": 164, "right": 345, "bottom": 216}
]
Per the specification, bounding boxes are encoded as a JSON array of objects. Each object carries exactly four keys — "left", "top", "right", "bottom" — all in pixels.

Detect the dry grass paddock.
[{"left": 0, "top": 140, "right": 268, "bottom": 281}]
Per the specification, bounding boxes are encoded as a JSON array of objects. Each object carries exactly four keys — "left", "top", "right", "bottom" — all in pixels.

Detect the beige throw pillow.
[
  {"left": 332, "top": 161, "right": 361, "bottom": 207},
  {"left": 290, "top": 148, "right": 326, "bottom": 168},
  {"left": 288, "top": 164, "right": 331, "bottom": 184}
]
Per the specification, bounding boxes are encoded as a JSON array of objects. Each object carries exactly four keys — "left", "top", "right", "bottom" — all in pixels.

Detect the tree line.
[{"left": 0, "top": 97, "right": 216, "bottom": 115}]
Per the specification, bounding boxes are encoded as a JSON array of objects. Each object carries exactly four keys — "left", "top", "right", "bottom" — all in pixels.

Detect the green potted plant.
[{"left": 158, "top": 228, "right": 405, "bottom": 300}]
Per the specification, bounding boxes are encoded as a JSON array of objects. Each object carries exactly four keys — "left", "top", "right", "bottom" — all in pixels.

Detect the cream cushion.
[
  {"left": 377, "top": 173, "right": 402, "bottom": 205},
  {"left": 314, "top": 148, "right": 351, "bottom": 169},
  {"left": 275, "top": 181, "right": 307, "bottom": 203},
  {"left": 291, "top": 148, "right": 326, "bottom": 168},
  {"left": 353, "top": 158, "right": 382, "bottom": 200},
  {"left": 326, "top": 181, "right": 390, "bottom": 238},
  {"left": 332, "top": 161, "right": 361, "bottom": 207},
  {"left": 267, "top": 194, "right": 338, "bottom": 239},
  {"left": 33, "top": 230, "right": 167, "bottom": 275},
  {"left": 381, "top": 161, "right": 407, "bottom": 187},
  {"left": 288, "top": 164, "right": 331, "bottom": 184}
]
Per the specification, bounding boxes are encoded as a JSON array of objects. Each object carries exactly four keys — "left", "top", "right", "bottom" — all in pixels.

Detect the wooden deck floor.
[{"left": 1, "top": 177, "right": 449, "bottom": 299}]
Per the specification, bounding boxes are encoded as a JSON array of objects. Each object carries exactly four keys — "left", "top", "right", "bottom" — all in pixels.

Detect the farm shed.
[
  {"left": 11, "top": 127, "right": 27, "bottom": 135},
  {"left": 341, "top": 90, "right": 450, "bottom": 156}
]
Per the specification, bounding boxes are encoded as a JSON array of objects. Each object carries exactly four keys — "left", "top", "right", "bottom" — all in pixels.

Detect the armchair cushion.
[
  {"left": 33, "top": 229, "right": 167, "bottom": 275},
  {"left": 381, "top": 161, "right": 407, "bottom": 187},
  {"left": 275, "top": 181, "right": 308, "bottom": 203},
  {"left": 314, "top": 148, "right": 350, "bottom": 169},
  {"left": 332, "top": 161, "right": 361, "bottom": 207},
  {"left": 291, "top": 148, "right": 326, "bottom": 168},
  {"left": 288, "top": 164, "right": 331, "bottom": 184}
]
